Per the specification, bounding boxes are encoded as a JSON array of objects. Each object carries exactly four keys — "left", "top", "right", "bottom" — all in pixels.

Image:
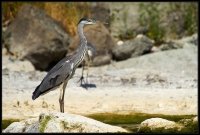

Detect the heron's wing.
[
  {"left": 45, "top": 55, "right": 73, "bottom": 78},
  {"left": 32, "top": 55, "right": 73, "bottom": 99},
  {"left": 40, "top": 62, "right": 71, "bottom": 91}
]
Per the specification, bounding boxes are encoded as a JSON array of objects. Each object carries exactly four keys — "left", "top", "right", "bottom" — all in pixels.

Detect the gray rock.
[
  {"left": 93, "top": 55, "right": 112, "bottom": 66},
  {"left": 159, "top": 41, "right": 183, "bottom": 51},
  {"left": 112, "top": 34, "right": 153, "bottom": 61},
  {"left": 138, "top": 118, "right": 184, "bottom": 133},
  {"left": 69, "top": 23, "right": 115, "bottom": 66},
  {"left": 4, "top": 4, "right": 70, "bottom": 71},
  {"left": 176, "top": 33, "right": 198, "bottom": 47},
  {"left": 3, "top": 112, "right": 128, "bottom": 133},
  {"left": 3, "top": 118, "right": 39, "bottom": 133},
  {"left": 158, "top": 33, "right": 198, "bottom": 51}
]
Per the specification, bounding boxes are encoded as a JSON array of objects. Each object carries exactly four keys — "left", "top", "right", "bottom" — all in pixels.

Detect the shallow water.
[{"left": 115, "top": 123, "right": 140, "bottom": 133}]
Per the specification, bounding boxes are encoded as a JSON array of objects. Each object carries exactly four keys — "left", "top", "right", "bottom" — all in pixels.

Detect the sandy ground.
[
  {"left": 2, "top": 45, "right": 197, "bottom": 120},
  {"left": 2, "top": 67, "right": 197, "bottom": 120}
]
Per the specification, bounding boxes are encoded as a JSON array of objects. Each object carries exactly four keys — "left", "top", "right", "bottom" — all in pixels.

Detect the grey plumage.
[
  {"left": 32, "top": 55, "right": 72, "bottom": 100},
  {"left": 32, "top": 18, "right": 96, "bottom": 112}
]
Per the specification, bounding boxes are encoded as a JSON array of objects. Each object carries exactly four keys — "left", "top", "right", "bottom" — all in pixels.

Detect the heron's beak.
[{"left": 87, "top": 21, "right": 96, "bottom": 25}]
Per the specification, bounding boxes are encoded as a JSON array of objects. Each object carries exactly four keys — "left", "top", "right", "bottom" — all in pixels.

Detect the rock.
[
  {"left": 193, "top": 116, "right": 198, "bottom": 124},
  {"left": 176, "top": 33, "right": 198, "bottom": 47},
  {"left": 177, "top": 116, "right": 198, "bottom": 133},
  {"left": 117, "top": 40, "right": 124, "bottom": 46},
  {"left": 112, "top": 34, "right": 153, "bottom": 61},
  {"left": 178, "top": 116, "right": 198, "bottom": 126},
  {"left": 151, "top": 46, "right": 160, "bottom": 52},
  {"left": 158, "top": 41, "right": 183, "bottom": 51},
  {"left": 93, "top": 55, "right": 112, "bottom": 66},
  {"left": 158, "top": 33, "right": 198, "bottom": 51},
  {"left": 69, "top": 23, "right": 115, "bottom": 66},
  {"left": 4, "top": 4, "right": 70, "bottom": 71},
  {"left": 3, "top": 112, "right": 128, "bottom": 133},
  {"left": 3, "top": 118, "right": 39, "bottom": 133},
  {"left": 138, "top": 118, "right": 184, "bottom": 133}
]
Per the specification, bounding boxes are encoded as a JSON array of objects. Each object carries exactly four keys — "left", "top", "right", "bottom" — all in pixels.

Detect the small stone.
[{"left": 138, "top": 118, "right": 184, "bottom": 133}]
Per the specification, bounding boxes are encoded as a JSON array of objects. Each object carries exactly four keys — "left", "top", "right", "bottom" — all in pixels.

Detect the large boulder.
[
  {"left": 112, "top": 34, "right": 153, "bottom": 61},
  {"left": 69, "top": 23, "right": 115, "bottom": 66},
  {"left": 4, "top": 4, "right": 71, "bottom": 71},
  {"left": 3, "top": 112, "right": 128, "bottom": 133}
]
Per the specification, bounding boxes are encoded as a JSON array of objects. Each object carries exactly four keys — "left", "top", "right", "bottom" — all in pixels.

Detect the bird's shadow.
[{"left": 80, "top": 83, "right": 97, "bottom": 90}]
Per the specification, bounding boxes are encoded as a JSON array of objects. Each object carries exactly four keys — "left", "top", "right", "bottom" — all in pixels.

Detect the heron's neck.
[
  {"left": 73, "top": 23, "right": 88, "bottom": 67},
  {"left": 78, "top": 24, "right": 87, "bottom": 43}
]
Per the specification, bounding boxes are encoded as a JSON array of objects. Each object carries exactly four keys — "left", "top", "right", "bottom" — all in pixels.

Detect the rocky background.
[{"left": 2, "top": 2, "right": 198, "bottom": 133}]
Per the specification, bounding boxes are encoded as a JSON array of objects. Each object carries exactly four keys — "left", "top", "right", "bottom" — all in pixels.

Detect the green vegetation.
[
  {"left": 118, "top": 8, "right": 136, "bottom": 40},
  {"left": 167, "top": 2, "right": 198, "bottom": 37},
  {"left": 86, "top": 112, "right": 196, "bottom": 125},
  {"left": 177, "top": 118, "right": 199, "bottom": 133},
  {"left": 62, "top": 121, "right": 84, "bottom": 132},
  {"left": 139, "top": 2, "right": 165, "bottom": 45},
  {"left": 139, "top": 2, "right": 198, "bottom": 44},
  {"left": 39, "top": 115, "right": 52, "bottom": 133}
]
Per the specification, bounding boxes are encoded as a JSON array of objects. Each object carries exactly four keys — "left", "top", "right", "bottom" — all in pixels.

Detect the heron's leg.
[
  {"left": 81, "top": 62, "right": 85, "bottom": 85},
  {"left": 86, "top": 58, "right": 92, "bottom": 84},
  {"left": 59, "top": 84, "right": 64, "bottom": 112},
  {"left": 59, "top": 82, "right": 67, "bottom": 113}
]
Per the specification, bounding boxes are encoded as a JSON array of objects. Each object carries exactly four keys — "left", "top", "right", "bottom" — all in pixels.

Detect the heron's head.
[{"left": 78, "top": 18, "right": 96, "bottom": 25}]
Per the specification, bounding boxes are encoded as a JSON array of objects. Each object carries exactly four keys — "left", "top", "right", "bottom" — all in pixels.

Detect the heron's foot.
[
  {"left": 77, "top": 76, "right": 86, "bottom": 84},
  {"left": 78, "top": 76, "right": 87, "bottom": 87},
  {"left": 78, "top": 76, "right": 96, "bottom": 89}
]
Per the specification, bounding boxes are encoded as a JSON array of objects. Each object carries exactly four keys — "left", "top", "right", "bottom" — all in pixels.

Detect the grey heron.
[{"left": 32, "top": 18, "right": 96, "bottom": 113}]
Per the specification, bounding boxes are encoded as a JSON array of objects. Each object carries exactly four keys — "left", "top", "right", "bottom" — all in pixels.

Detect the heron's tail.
[{"left": 32, "top": 85, "right": 41, "bottom": 100}]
